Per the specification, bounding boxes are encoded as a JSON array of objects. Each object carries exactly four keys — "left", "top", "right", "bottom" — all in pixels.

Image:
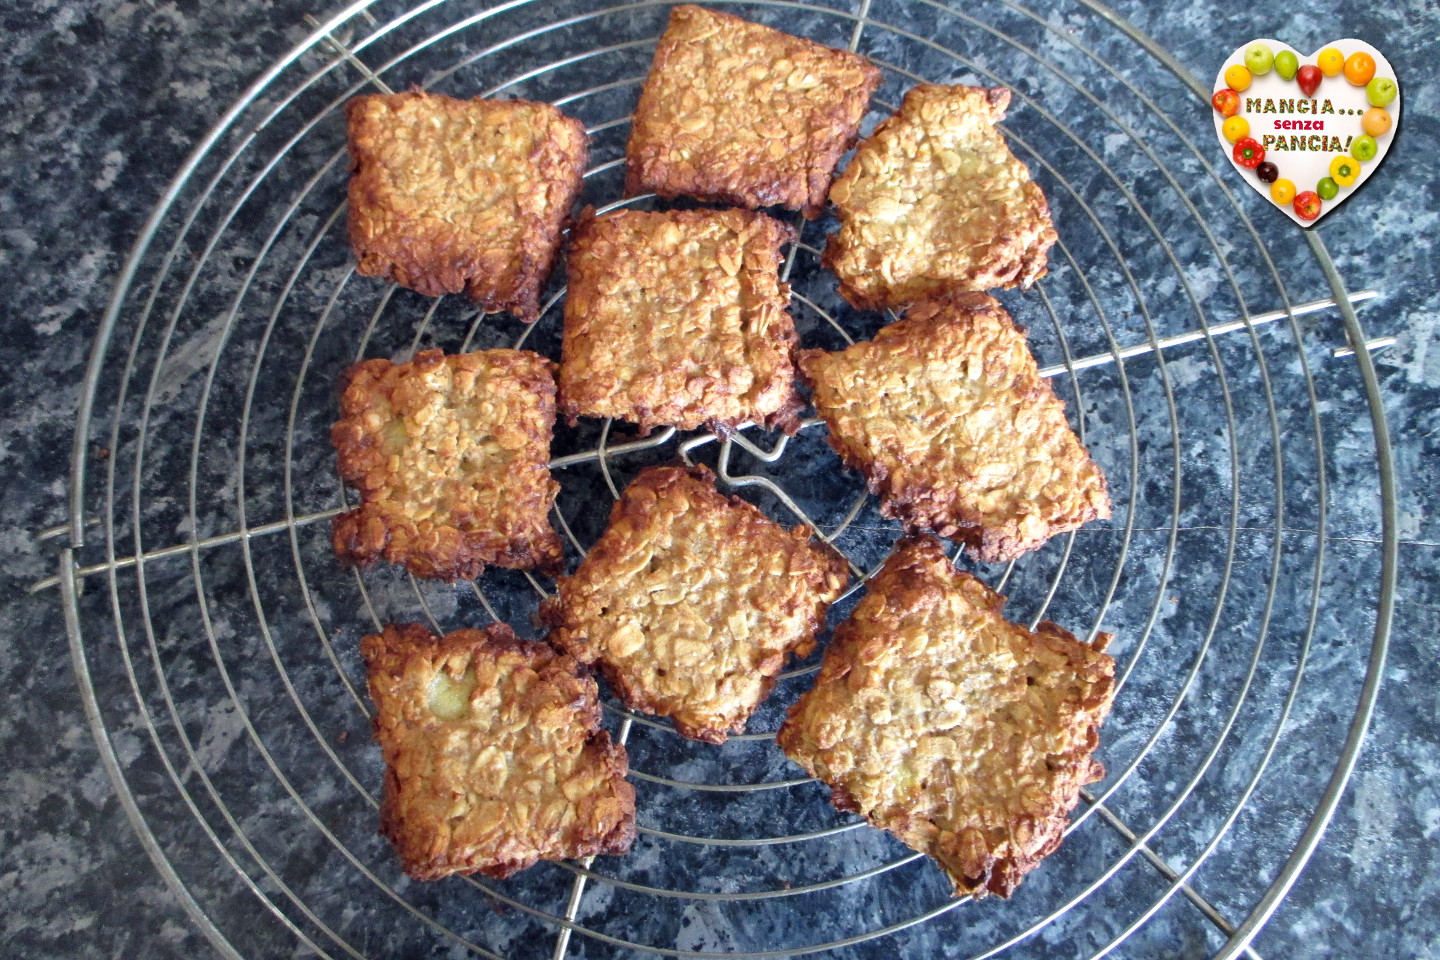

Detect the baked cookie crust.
[
  {"left": 777, "top": 535, "right": 1115, "bottom": 898},
  {"left": 346, "top": 91, "right": 588, "bottom": 321},
  {"left": 559, "top": 207, "right": 803, "bottom": 434},
  {"left": 541, "top": 465, "right": 849, "bottom": 744},
  {"left": 331, "top": 348, "right": 564, "bottom": 581},
  {"left": 824, "top": 84, "right": 1057, "bottom": 310},
  {"left": 625, "top": 5, "right": 881, "bottom": 218},
  {"left": 799, "top": 293, "right": 1109, "bottom": 563},
  {"left": 362, "top": 623, "right": 636, "bottom": 881}
]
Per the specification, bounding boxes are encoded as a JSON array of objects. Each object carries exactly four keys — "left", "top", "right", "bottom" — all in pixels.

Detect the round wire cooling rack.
[{"left": 40, "top": 0, "right": 1398, "bottom": 958}]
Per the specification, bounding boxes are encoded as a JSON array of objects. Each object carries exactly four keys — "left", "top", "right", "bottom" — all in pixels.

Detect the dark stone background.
[{"left": 1, "top": 1, "right": 1435, "bottom": 957}]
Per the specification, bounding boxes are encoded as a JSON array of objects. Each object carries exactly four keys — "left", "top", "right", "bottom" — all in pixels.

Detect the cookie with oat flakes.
[
  {"left": 625, "top": 5, "right": 880, "bottom": 218},
  {"left": 331, "top": 348, "right": 563, "bottom": 581},
  {"left": 559, "top": 207, "right": 803, "bottom": 435},
  {"left": 346, "top": 91, "right": 587, "bottom": 321},
  {"left": 799, "top": 293, "right": 1109, "bottom": 563},
  {"left": 824, "top": 84, "right": 1056, "bottom": 310},
  {"left": 542, "top": 465, "right": 849, "bottom": 744},
  {"left": 363, "top": 622, "right": 635, "bottom": 880},
  {"left": 778, "top": 535, "right": 1114, "bottom": 898}
]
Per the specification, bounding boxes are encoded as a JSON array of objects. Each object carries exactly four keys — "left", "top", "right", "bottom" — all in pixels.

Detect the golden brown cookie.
[
  {"left": 331, "top": 348, "right": 564, "bottom": 581},
  {"left": 558, "top": 207, "right": 803, "bottom": 434},
  {"left": 799, "top": 293, "right": 1109, "bottom": 563},
  {"left": 346, "top": 91, "right": 588, "bottom": 320},
  {"left": 824, "top": 84, "right": 1057, "bottom": 310},
  {"left": 362, "top": 623, "right": 636, "bottom": 881},
  {"left": 542, "top": 464, "right": 849, "bottom": 744},
  {"left": 777, "top": 535, "right": 1114, "bottom": 898},
  {"left": 625, "top": 5, "right": 881, "bottom": 218}
]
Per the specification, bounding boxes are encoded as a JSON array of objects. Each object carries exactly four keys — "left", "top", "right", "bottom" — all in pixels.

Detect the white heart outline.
[{"left": 1212, "top": 38, "right": 1400, "bottom": 228}]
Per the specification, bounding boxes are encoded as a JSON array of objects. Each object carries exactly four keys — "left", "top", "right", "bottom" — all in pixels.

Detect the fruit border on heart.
[{"left": 1212, "top": 42, "right": 1396, "bottom": 221}]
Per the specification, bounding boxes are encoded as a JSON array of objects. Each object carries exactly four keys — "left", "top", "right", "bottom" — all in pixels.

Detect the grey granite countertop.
[{"left": 2, "top": 1, "right": 1436, "bottom": 958}]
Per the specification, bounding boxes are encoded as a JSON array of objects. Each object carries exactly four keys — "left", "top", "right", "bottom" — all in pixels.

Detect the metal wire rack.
[{"left": 38, "top": 0, "right": 1398, "bottom": 957}]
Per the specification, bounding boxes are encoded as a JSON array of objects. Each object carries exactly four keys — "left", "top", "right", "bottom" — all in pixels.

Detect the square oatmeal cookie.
[
  {"left": 331, "top": 348, "right": 564, "bottom": 581},
  {"left": 625, "top": 5, "right": 881, "bottom": 218},
  {"left": 800, "top": 293, "right": 1109, "bottom": 563},
  {"left": 778, "top": 535, "right": 1115, "bottom": 898},
  {"left": 559, "top": 207, "right": 803, "bottom": 434},
  {"left": 541, "top": 465, "right": 849, "bottom": 744},
  {"left": 346, "top": 91, "right": 588, "bottom": 320},
  {"left": 824, "top": 84, "right": 1057, "bottom": 310},
  {"left": 363, "top": 623, "right": 636, "bottom": 880}
]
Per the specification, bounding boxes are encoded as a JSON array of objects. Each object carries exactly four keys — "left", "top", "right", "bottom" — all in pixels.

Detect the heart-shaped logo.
[{"left": 1212, "top": 39, "right": 1399, "bottom": 227}]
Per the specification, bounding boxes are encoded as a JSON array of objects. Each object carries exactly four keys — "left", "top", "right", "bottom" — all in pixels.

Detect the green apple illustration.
[
  {"left": 1366, "top": 76, "right": 1398, "bottom": 107},
  {"left": 1244, "top": 42, "right": 1274, "bottom": 75}
]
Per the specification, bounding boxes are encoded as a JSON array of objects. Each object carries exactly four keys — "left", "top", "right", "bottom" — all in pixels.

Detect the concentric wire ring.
[{"left": 54, "top": 1, "right": 1395, "bottom": 958}]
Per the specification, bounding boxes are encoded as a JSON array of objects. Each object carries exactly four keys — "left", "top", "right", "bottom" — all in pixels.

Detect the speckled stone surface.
[{"left": 1, "top": 1, "right": 1436, "bottom": 958}]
